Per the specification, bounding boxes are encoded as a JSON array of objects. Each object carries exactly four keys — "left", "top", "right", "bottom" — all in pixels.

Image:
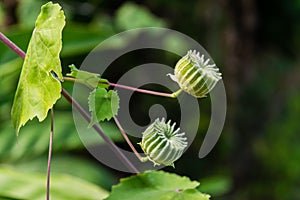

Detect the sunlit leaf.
[
  {"left": 88, "top": 88, "right": 119, "bottom": 126},
  {"left": 11, "top": 2, "right": 65, "bottom": 134},
  {"left": 105, "top": 170, "right": 210, "bottom": 200},
  {"left": 0, "top": 166, "right": 108, "bottom": 200}
]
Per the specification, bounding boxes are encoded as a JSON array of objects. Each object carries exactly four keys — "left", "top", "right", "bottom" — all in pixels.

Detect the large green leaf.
[
  {"left": 88, "top": 88, "right": 120, "bottom": 126},
  {"left": 105, "top": 170, "right": 210, "bottom": 200},
  {"left": 11, "top": 2, "right": 65, "bottom": 134},
  {"left": 0, "top": 112, "right": 123, "bottom": 162},
  {"left": 14, "top": 155, "right": 116, "bottom": 190},
  {"left": 0, "top": 166, "right": 108, "bottom": 200}
]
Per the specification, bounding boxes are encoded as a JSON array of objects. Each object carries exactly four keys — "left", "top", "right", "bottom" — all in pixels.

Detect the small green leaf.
[
  {"left": 105, "top": 170, "right": 210, "bottom": 200},
  {"left": 67, "top": 64, "right": 109, "bottom": 88},
  {"left": 88, "top": 88, "right": 120, "bottom": 126},
  {"left": 11, "top": 2, "right": 65, "bottom": 134}
]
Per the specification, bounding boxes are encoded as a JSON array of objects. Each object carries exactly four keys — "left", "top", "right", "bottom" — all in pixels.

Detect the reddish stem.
[
  {"left": 108, "top": 82, "right": 175, "bottom": 98},
  {"left": 62, "top": 89, "right": 140, "bottom": 173},
  {"left": 0, "top": 32, "right": 25, "bottom": 58},
  {"left": 113, "top": 116, "right": 145, "bottom": 161}
]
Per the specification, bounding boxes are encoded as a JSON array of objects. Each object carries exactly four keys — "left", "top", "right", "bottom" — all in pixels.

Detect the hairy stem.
[
  {"left": 46, "top": 109, "right": 54, "bottom": 200},
  {"left": 0, "top": 31, "right": 140, "bottom": 173}
]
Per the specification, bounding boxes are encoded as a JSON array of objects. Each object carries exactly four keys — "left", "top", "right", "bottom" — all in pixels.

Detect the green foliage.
[
  {"left": 198, "top": 176, "right": 232, "bottom": 197},
  {"left": 116, "top": 2, "right": 166, "bottom": 30},
  {"left": 11, "top": 2, "right": 65, "bottom": 134},
  {"left": 0, "top": 111, "right": 123, "bottom": 162},
  {"left": 18, "top": 0, "right": 47, "bottom": 28},
  {"left": 0, "top": 3, "right": 4, "bottom": 27},
  {"left": 88, "top": 88, "right": 120, "bottom": 126},
  {"left": 15, "top": 155, "right": 116, "bottom": 190},
  {"left": 0, "top": 166, "right": 108, "bottom": 200},
  {"left": 254, "top": 91, "right": 300, "bottom": 197},
  {"left": 105, "top": 170, "right": 210, "bottom": 200}
]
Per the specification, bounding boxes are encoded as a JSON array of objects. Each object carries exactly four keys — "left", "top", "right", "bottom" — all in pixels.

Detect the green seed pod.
[
  {"left": 139, "top": 118, "right": 187, "bottom": 167},
  {"left": 168, "top": 50, "right": 222, "bottom": 98}
]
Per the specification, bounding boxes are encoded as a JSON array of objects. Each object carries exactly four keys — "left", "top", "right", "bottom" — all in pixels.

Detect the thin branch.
[
  {"left": 113, "top": 116, "right": 147, "bottom": 162},
  {"left": 63, "top": 77, "right": 76, "bottom": 82},
  {"left": 63, "top": 76, "right": 94, "bottom": 90},
  {"left": 64, "top": 76, "right": 182, "bottom": 98},
  {"left": 108, "top": 82, "right": 182, "bottom": 98},
  {"left": 63, "top": 76, "right": 85, "bottom": 85},
  {"left": 61, "top": 89, "right": 140, "bottom": 173},
  {"left": 46, "top": 109, "right": 54, "bottom": 200},
  {"left": 0, "top": 32, "right": 25, "bottom": 58}
]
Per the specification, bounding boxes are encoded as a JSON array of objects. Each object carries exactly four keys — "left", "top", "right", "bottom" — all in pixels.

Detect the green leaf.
[
  {"left": 11, "top": 2, "right": 65, "bottom": 134},
  {"left": 14, "top": 155, "right": 116, "bottom": 190},
  {"left": 105, "top": 170, "right": 210, "bottom": 200},
  {"left": 18, "top": 0, "right": 46, "bottom": 28},
  {"left": 0, "top": 112, "right": 124, "bottom": 162},
  {"left": 198, "top": 176, "right": 232, "bottom": 196},
  {"left": 116, "top": 2, "right": 166, "bottom": 30},
  {"left": 67, "top": 64, "right": 108, "bottom": 88},
  {"left": 88, "top": 88, "right": 120, "bottom": 126},
  {"left": 0, "top": 166, "right": 108, "bottom": 200},
  {"left": 61, "top": 24, "right": 114, "bottom": 57}
]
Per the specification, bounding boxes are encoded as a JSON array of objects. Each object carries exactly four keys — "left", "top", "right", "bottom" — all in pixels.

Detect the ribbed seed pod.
[
  {"left": 139, "top": 118, "right": 187, "bottom": 167},
  {"left": 168, "top": 50, "right": 222, "bottom": 98}
]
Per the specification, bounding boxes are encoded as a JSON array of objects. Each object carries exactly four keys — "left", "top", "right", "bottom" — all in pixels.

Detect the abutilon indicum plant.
[
  {"left": 0, "top": 1, "right": 222, "bottom": 200},
  {"left": 168, "top": 50, "right": 222, "bottom": 98},
  {"left": 139, "top": 118, "right": 188, "bottom": 167}
]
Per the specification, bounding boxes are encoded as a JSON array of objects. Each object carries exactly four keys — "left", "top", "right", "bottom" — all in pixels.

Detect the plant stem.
[
  {"left": 61, "top": 89, "right": 140, "bottom": 173},
  {"left": 63, "top": 76, "right": 85, "bottom": 85},
  {"left": 64, "top": 76, "right": 182, "bottom": 98},
  {"left": 63, "top": 76, "right": 94, "bottom": 90},
  {"left": 108, "top": 82, "right": 182, "bottom": 98},
  {"left": 0, "top": 32, "right": 25, "bottom": 58},
  {"left": 0, "top": 31, "right": 140, "bottom": 173},
  {"left": 46, "top": 109, "right": 54, "bottom": 200},
  {"left": 113, "top": 116, "right": 147, "bottom": 162}
]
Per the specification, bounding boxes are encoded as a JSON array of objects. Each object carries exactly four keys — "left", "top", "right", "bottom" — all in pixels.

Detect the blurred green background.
[{"left": 0, "top": 0, "right": 300, "bottom": 199}]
